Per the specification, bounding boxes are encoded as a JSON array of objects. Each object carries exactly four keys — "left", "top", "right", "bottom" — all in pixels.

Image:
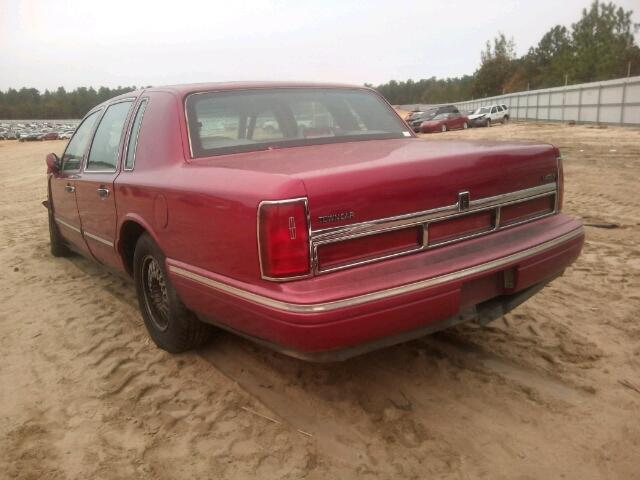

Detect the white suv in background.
[{"left": 468, "top": 104, "right": 510, "bottom": 127}]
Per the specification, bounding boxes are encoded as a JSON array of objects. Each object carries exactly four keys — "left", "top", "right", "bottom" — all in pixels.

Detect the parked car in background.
[
  {"left": 405, "top": 109, "right": 424, "bottom": 122},
  {"left": 419, "top": 111, "right": 470, "bottom": 133},
  {"left": 408, "top": 105, "right": 462, "bottom": 132},
  {"left": 44, "top": 81, "right": 583, "bottom": 361},
  {"left": 19, "top": 132, "right": 42, "bottom": 142},
  {"left": 40, "top": 132, "right": 59, "bottom": 141},
  {"left": 468, "top": 104, "right": 510, "bottom": 127}
]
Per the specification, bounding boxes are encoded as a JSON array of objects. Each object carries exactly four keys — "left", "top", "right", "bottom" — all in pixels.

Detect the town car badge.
[{"left": 318, "top": 211, "right": 355, "bottom": 224}]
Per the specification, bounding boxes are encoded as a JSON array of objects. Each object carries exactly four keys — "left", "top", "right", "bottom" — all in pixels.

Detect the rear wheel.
[
  {"left": 487, "top": 119, "right": 492, "bottom": 128},
  {"left": 463, "top": 122, "right": 468, "bottom": 129},
  {"left": 134, "top": 234, "right": 213, "bottom": 352},
  {"left": 503, "top": 116, "right": 509, "bottom": 124},
  {"left": 441, "top": 125, "right": 447, "bottom": 132}
]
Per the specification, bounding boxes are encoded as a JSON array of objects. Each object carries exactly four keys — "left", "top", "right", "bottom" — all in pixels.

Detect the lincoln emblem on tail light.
[
  {"left": 458, "top": 191, "right": 470, "bottom": 211},
  {"left": 288, "top": 216, "right": 297, "bottom": 240}
]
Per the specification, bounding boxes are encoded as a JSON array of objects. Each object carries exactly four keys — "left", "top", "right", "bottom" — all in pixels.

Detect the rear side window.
[
  {"left": 491, "top": 106, "right": 498, "bottom": 114},
  {"left": 61, "top": 111, "right": 100, "bottom": 171},
  {"left": 86, "top": 101, "right": 133, "bottom": 172},
  {"left": 125, "top": 99, "right": 148, "bottom": 170}
]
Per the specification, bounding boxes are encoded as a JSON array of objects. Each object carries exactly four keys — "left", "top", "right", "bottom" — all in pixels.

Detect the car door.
[
  {"left": 450, "top": 111, "right": 463, "bottom": 129},
  {"left": 490, "top": 106, "right": 499, "bottom": 121},
  {"left": 75, "top": 99, "right": 134, "bottom": 267},
  {"left": 50, "top": 110, "right": 102, "bottom": 255}
]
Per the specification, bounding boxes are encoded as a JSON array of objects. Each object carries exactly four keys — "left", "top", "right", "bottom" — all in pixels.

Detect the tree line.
[
  {"left": 0, "top": 86, "right": 138, "bottom": 120},
  {"left": 375, "top": 0, "right": 640, "bottom": 105},
  {"left": 1, "top": 1, "right": 638, "bottom": 117}
]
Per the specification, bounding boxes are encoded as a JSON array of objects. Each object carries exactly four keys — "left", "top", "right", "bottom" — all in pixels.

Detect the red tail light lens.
[
  {"left": 556, "top": 156, "right": 564, "bottom": 211},
  {"left": 258, "top": 199, "right": 310, "bottom": 279}
]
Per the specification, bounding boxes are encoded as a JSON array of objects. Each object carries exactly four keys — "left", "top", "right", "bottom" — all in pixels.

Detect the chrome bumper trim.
[
  {"left": 169, "top": 226, "right": 583, "bottom": 314},
  {"left": 55, "top": 217, "right": 81, "bottom": 234},
  {"left": 311, "top": 182, "right": 558, "bottom": 274}
]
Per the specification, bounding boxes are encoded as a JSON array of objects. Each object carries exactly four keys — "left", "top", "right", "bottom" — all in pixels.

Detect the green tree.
[
  {"left": 374, "top": 1, "right": 639, "bottom": 104},
  {"left": 0, "top": 85, "right": 139, "bottom": 119},
  {"left": 472, "top": 33, "right": 518, "bottom": 98},
  {"left": 571, "top": 0, "right": 640, "bottom": 81}
]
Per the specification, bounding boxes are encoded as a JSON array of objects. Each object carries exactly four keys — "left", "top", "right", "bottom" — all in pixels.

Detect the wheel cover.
[
  {"left": 142, "top": 255, "right": 170, "bottom": 331},
  {"left": 441, "top": 125, "right": 446, "bottom": 132}
]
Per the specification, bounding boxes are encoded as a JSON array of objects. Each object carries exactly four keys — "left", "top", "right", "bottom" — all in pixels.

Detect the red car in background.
[
  {"left": 420, "top": 111, "right": 469, "bottom": 133},
  {"left": 41, "top": 132, "right": 59, "bottom": 141},
  {"left": 44, "top": 82, "right": 583, "bottom": 361}
]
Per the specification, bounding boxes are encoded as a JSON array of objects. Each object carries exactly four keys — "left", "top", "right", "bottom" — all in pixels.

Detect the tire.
[
  {"left": 463, "top": 122, "right": 468, "bottom": 129},
  {"left": 503, "top": 116, "right": 509, "bottom": 124},
  {"left": 134, "top": 233, "right": 213, "bottom": 353},
  {"left": 441, "top": 125, "right": 447, "bottom": 132},
  {"left": 48, "top": 193, "right": 72, "bottom": 257},
  {"left": 487, "top": 119, "right": 492, "bottom": 128}
]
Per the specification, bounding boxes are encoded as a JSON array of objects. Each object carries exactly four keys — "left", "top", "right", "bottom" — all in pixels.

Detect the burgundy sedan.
[
  {"left": 41, "top": 132, "right": 59, "bottom": 140},
  {"left": 420, "top": 112, "right": 469, "bottom": 133},
  {"left": 44, "top": 82, "right": 583, "bottom": 361}
]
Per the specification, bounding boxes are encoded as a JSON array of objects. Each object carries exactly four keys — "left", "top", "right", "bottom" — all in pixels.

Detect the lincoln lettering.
[{"left": 318, "top": 211, "right": 355, "bottom": 224}]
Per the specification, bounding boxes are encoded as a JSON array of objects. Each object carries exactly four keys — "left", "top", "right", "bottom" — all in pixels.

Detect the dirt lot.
[{"left": 1, "top": 122, "right": 639, "bottom": 479}]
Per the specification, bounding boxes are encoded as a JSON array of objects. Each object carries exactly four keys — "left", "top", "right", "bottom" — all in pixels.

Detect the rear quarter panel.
[{"left": 114, "top": 90, "right": 306, "bottom": 284}]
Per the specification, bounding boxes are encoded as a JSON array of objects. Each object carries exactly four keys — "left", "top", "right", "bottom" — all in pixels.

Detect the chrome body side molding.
[
  {"left": 55, "top": 217, "right": 81, "bottom": 234},
  {"left": 54, "top": 215, "right": 114, "bottom": 247},
  {"left": 83, "top": 231, "right": 114, "bottom": 247},
  {"left": 169, "top": 226, "right": 583, "bottom": 314}
]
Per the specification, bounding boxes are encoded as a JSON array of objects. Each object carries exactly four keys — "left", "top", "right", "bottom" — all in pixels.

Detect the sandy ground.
[{"left": 1, "top": 122, "right": 639, "bottom": 479}]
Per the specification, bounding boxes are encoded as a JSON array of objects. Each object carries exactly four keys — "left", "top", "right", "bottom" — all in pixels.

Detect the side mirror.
[{"left": 46, "top": 153, "right": 61, "bottom": 175}]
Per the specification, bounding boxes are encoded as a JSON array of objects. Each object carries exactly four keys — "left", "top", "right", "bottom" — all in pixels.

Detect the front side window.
[
  {"left": 491, "top": 106, "right": 498, "bottom": 114},
  {"left": 61, "top": 110, "right": 101, "bottom": 171},
  {"left": 186, "top": 88, "right": 409, "bottom": 158},
  {"left": 125, "top": 99, "right": 148, "bottom": 170},
  {"left": 86, "top": 100, "right": 133, "bottom": 172}
]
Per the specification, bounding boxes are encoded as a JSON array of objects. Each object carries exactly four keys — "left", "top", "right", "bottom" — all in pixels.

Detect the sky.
[{"left": 1, "top": 0, "right": 639, "bottom": 91}]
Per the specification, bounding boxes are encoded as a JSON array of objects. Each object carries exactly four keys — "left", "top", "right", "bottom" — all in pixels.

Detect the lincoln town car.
[{"left": 44, "top": 82, "right": 584, "bottom": 360}]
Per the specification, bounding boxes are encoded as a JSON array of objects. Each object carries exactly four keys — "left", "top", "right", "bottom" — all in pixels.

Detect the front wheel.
[
  {"left": 134, "top": 234, "right": 213, "bottom": 352},
  {"left": 486, "top": 119, "right": 492, "bottom": 128},
  {"left": 441, "top": 125, "right": 447, "bottom": 133},
  {"left": 463, "top": 122, "right": 468, "bottom": 129},
  {"left": 503, "top": 116, "right": 509, "bottom": 124}
]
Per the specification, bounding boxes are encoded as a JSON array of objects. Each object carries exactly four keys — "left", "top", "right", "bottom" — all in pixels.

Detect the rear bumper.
[{"left": 168, "top": 214, "right": 584, "bottom": 358}]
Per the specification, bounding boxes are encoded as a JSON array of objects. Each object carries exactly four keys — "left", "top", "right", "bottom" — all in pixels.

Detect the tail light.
[
  {"left": 556, "top": 155, "right": 564, "bottom": 211},
  {"left": 258, "top": 198, "right": 310, "bottom": 280}
]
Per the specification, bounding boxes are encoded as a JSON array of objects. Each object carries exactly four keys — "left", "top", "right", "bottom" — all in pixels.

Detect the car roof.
[
  {"left": 89, "top": 81, "right": 374, "bottom": 115},
  {"left": 149, "top": 81, "right": 371, "bottom": 96}
]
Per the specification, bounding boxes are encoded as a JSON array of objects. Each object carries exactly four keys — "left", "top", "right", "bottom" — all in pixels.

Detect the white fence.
[{"left": 398, "top": 75, "right": 640, "bottom": 125}]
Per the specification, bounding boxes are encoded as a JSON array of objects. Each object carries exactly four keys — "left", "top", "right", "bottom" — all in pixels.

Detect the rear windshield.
[{"left": 185, "top": 88, "right": 410, "bottom": 157}]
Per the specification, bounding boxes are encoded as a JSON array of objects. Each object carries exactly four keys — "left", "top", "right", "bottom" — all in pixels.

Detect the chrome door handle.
[
  {"left": 65, "top": 184, "right": 75, "bottom": 193},
  {"left": 96, "top": 187, "right": 110, "bottom": 198}
]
